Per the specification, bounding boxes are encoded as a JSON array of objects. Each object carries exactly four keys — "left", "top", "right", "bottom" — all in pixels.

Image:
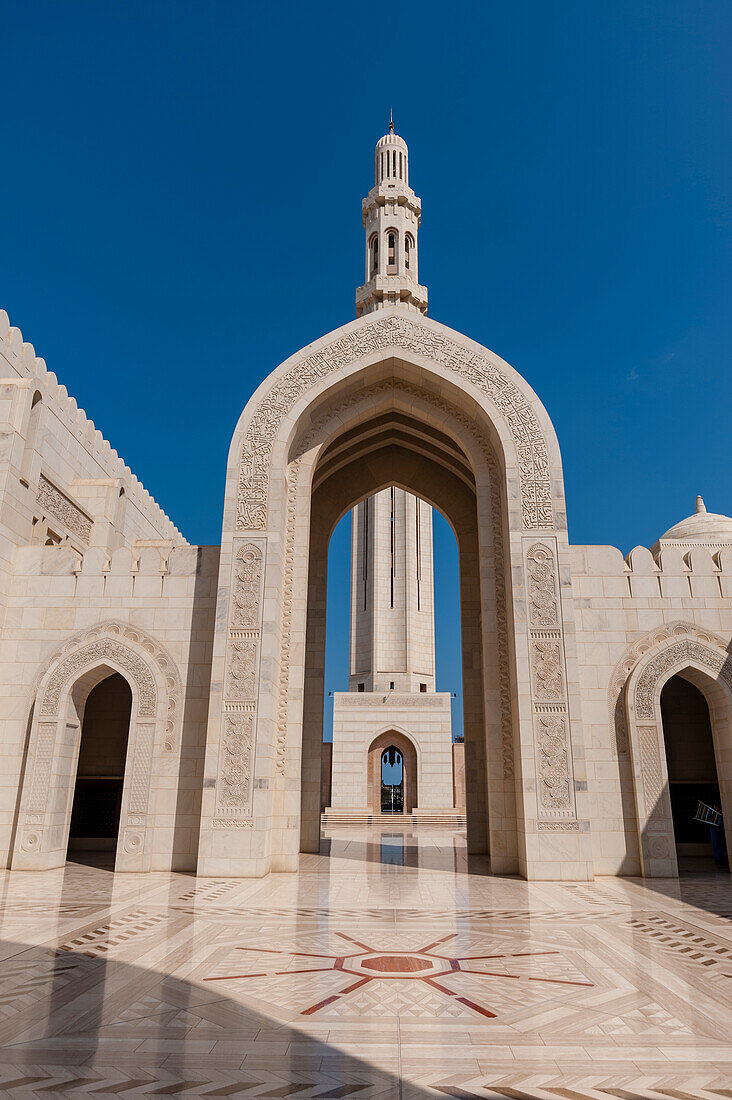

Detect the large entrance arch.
[
  {"left": 198, "top": 308, "right": 593, "bottom": 880},
  {"left": 625, "top": 626, "right": 732, "bottom": 877}
]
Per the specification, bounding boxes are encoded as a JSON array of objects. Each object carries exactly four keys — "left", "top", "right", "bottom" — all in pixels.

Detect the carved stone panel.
[
  {"left": 216, "top": 715, "right": 255, "bottom": 815},
  {"left": 227, "top": 637, "right": 260, "bottom": 700},
  {"left": 28, "top": 722, "right": 57, "bottom": 814},
  {"left": 36, "top": 474, "right": 92, "bottom": 546},
  {"left": 216, "top": 540, "right": 265, "bottom": 823},
  {"left": 637, "top": 724, "right": 666, "bottom": 821},
  {"left": 526, "top": 543, "right": 559, "bottom": 628},
  {"left": 536, "top": 714, "right": 571, "bottom": 810},
  {"left": 530, "top": 640, "right": 564, "bottom": 702},
  {"left": 232, "top": 543, "right": 265, "bottom": 628},
  {"left": 524, "top": 540, "right": 576, "bottom": 821},
  {"left": 128, "top": 724, "right": 155, "bottom": 816}
]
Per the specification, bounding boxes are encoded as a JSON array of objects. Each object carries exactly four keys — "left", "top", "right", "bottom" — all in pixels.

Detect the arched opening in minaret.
[
  {"left": 660, "top": 674, "right": 728, "bottom": 872},
  {"left": 386, "top": 230, "right": 397, "bottom": 273}
]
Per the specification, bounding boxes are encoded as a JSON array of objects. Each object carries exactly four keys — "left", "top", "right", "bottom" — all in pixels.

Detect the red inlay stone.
[{"left": 360, "top": 954, "right": 432, "bottom": 973}]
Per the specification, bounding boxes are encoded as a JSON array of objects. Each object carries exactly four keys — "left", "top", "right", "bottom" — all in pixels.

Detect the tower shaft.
[{"left": 349, "top": 488, "right": 436, "bottom": 693}]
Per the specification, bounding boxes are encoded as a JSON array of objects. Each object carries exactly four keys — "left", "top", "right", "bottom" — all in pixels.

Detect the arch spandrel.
[
  {"left": 624, "top": 629, "right": 732, "bottom": 878},
  {"left": 226, "top": 309, "right": 564, "bottom": 536}
]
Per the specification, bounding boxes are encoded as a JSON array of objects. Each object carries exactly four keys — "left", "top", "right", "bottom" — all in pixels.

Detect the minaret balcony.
[{"left": 355, "top": 275, "right": 428, "bottom": 315}]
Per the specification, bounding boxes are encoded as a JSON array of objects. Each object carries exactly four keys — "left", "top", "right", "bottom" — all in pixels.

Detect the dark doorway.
[
  {"left": 660, "top": 675, "right": 727, "bottom": 872},
  {"left": 68, "top": 673, "right": 132, "bottom": 866},
  {"left": 381, "top": 745, "right": 404, "bottom": 813}
]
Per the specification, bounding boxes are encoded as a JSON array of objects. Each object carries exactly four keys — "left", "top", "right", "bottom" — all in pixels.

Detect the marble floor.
[{"left": 0, "top": 828, "right": 731, "bottom": 1098}]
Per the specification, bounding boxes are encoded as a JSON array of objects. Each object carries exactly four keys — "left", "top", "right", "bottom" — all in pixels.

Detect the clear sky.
[{"left": 2, "top": 2, "right": 729, "bottom": 737}]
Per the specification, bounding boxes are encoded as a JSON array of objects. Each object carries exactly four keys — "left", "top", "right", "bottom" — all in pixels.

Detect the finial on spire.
[
  {"left": 389, "top": 108, "right": 394, "bottom": 134},
  {"left": 696, "top": 495, "right": 707, "bottom": 514}
]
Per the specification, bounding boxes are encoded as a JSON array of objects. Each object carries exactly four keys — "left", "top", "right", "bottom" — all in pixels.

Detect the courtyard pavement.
[{"left": 0, "top": 827, "right": 730, "bottom": 1098}]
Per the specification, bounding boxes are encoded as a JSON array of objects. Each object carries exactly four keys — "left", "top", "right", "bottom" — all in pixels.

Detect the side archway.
[
  {"left": 14, "top": 621, "right": 182, "bottom": 871},
  {"left": 625, "top": 628, "right": 732, "bottom": 877},
  {"left": 366, "top": 730, "right": 419, "bottom": 815}
]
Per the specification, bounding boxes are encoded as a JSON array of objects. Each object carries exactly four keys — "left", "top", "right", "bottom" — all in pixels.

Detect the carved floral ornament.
[
  {"left": 34, "top": 620, "right": 182, "bottom": 751},
  {"left": 236, "top": 314, "right": 554, "bottom": 532}
]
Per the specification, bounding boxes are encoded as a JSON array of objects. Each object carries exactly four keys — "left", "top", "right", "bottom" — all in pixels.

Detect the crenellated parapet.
[
  {"left": 0, "top": 309, "right": 186, "bottom": 545},
  {"left": 570, "top": 543, "right": 732, "bottom": 599},
  {"left": 12, "top": 542, "right": 219, "bottom": 597}
]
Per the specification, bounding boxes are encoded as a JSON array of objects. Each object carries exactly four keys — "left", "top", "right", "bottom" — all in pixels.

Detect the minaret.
[
  {"left": 349, "top": 489, "right": 436, "bottom": 693},
  {"left": 355, "top": 115, "right": 428, "bottom": 316},
  {"left": 327, "top": 122, "right": 455, "bottom": 819}
]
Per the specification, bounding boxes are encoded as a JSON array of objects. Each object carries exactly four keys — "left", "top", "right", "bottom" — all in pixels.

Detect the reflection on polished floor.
[{"left": 0, "top": 828, "right": 731, "bottom": 1098}]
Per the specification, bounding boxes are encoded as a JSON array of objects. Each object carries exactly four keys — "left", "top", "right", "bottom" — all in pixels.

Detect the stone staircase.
[{"left": 321, "top": 810, "right": 466, "bottom": 829}]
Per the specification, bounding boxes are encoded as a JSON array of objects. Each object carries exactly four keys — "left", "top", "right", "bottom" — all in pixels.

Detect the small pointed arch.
[
  {"left": 14, "top": 621, "right": 184, "bottom": 872},
  {"left": 622, "top": 625, "right": 732, "bottom": 877},
  {"left": 369, "top": 232, "right": 379, "bottom": 277},
  {"left": 404, "top": 232, "right": 414, "bottom": 270},
  {"left": 386, "top": 227, "right": 398, "bottom": 272},
  {"left": 365, "top": 727, "right": 419, "bottom": 814}
]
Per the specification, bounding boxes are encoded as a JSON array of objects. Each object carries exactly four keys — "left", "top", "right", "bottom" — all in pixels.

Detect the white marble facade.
[{"left": 1, "top": 123, "right": 731, "bottom": 881}]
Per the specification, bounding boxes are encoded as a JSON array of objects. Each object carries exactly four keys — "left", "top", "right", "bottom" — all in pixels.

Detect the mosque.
[{"left": 1, "top": 121, "right": 730, "bottom": 882}]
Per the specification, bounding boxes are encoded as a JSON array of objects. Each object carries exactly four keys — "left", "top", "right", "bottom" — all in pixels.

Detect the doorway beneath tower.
[
  {"left": 381, "top": 746, "right": 404, "bottom": 813},
  {"left": 319, "top": 495, "right": 467, "bottom": 830}
]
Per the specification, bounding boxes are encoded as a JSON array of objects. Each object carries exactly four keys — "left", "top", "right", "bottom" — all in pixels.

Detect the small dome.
[
  {"left": 659, "top": 496, "right": 732, "bottom": 543},
  {"left": 376, "top": 112, "right": 408, "bottom": 152},
  {"left": 376, "top": 131, "right": 408, "bottom": 151}
]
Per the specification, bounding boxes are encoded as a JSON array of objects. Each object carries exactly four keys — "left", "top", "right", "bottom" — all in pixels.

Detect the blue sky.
[{"left": 2, "top": 2, "right": 729, "bottom": 738}]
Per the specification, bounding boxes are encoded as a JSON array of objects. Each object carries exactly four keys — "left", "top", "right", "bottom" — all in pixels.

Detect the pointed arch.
[
  {"left": 200, "top": 308, "right": 591, "bottom": 881},
  {"left": 623, "top": 627, "right": 732, "bottom": 876},
  {"left": 14, "top": 621, "right": 183, "bottom": 871}
]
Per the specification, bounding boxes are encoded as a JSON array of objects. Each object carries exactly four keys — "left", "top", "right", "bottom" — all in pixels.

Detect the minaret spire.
[{"left": 355, "top": 122, "right": 428, "bottom": 317}]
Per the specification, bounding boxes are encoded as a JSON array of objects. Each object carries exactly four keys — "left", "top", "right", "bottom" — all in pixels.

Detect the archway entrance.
[
  {"left": 68, "top": 672, "right": 132, "bottom": 866},
  {"left": 366, "top": 731, "right": 417, "bottom": 815},
  {"left": 661, "top": 674, "right": 727, "bottom": 872},
  {"left": 202, "top": 309, "right": 591, "bottom": 880},
  {"left": 381, "top": 747, "right": 403, "bottom": 813}
]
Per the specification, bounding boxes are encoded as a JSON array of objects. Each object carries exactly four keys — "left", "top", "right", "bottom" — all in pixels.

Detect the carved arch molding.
[
  {"left": 20, "top": 621, "right": 183, "bottom": 861},
  {"left": 608, "top": 621, "right": 732, "bottom": 756},
  {"left": 236, "top": 313, "right": 554, "bottom": 532}
]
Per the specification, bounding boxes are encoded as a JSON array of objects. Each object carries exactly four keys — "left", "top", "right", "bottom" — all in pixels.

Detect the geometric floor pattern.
[{"left": 0, "top": 826, "right": 730, "bottom": 1098}]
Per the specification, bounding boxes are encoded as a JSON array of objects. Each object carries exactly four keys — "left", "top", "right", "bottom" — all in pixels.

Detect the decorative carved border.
[
  {"left": 525, "top": 542, "right": 575, "bottom": 818},
  {"left": 215, "top": 541, "right": 265, "bottom": 822},
  {"left": 635, "top": 639, "right": 732, "bottom": 719},
  {"left": 237, "top": 313, "right": 553, "bottom": 532},
  {"left": 33, "top": 619, "right": 182, "bottom": 752},
  {"left": 608, "top": 621, "right": 732, "bottom": 756}
]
